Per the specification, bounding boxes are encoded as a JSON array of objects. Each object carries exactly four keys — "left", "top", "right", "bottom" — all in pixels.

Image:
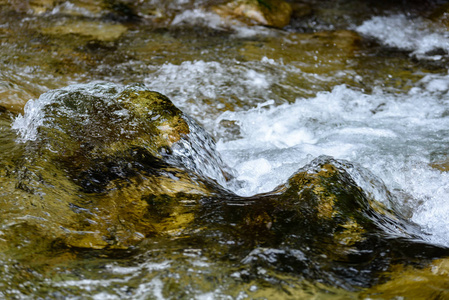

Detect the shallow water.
[{"left": 2, "top": 0, "right": 449, "bottom": 299}]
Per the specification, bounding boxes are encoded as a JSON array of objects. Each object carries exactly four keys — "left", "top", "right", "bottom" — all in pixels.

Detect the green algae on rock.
[
  {"left": 240, "top": 30, "right": 361, "bottom": 71},
  {"left": 27, "top": 0, "right": 59, "bottom": 15},
  {"left": 363, "top": 258, "right": 449, "bottom": 299},
  {"left": 14, "top": 82, "right": 230, "bottom": 186},
  {"left": 430, "top": 157, "right": 449, "bottom": 172}
]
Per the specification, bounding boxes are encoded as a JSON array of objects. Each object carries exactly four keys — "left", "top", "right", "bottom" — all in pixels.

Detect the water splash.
[
  {"left": 216, "top": 83, "right": 449, "bottom": 246},
  {"left": 356, "top": 14, "right": 449, "bottom": 59},
  {"left": 144, "top": 60, "right": 277, "bottom": 131},
  {"left": 170, "top": 8, "right": 273, "bottom": 37}
]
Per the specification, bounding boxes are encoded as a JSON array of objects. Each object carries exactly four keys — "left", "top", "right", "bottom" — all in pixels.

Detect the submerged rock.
[
  {"left": 239, "top": 29, "right": 361, "bottom": 93},
  {"left": 430, "top": 2, "right": 449, "bottom": 27},
  {"left": 431, "top": 157, "right": 449, "bottom": 172},
  {"left": 41, "top": 20, "right": 127, "bottom": 42},
  {"left": 363, "top": 257, "right": 449, "bottom": 298},
  {"left": 240, "top": 30, "right": 360, "bottom": 68},
  {"left": 27, "top": 0, "right": 59, "bottom": 15},
  {"left": 189, "top": 156, "right": 439, "bottom": 288},
  {"left": 212, "top": 0, "right": 293, "bottom": 28},
  {"left": 290, "top": 2, "right": 312, "bottom": 19},
  {"left": 7, "top": 0, "right": 103, "bottom": 16}
]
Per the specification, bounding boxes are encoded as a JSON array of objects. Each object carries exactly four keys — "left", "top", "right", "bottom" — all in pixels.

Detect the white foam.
[
  {"left": 50, "top": 1, "right": 102, "bottom": 18},
  {"left": 134, "top": 278, "right": 165, "bottom": 300},
  {"left": 11, "top": 98, "right": 41, "bottom": 141},
  {"left": 245, "top": 69, "right": 268, "bottom": 88},
  {"left": 233, "top": 158, "right": 272, "bottom": 195},
  {"left": 170, "top": 8, "right": 273, "bottom": 37},
  {"left": 215, "top": 82, "right": 449, "bottom": 245},
  {"left": 144, "top": 60, "right": 275, "bottom": 130},
  {"left": 356, "top": 15, "right": 449, "bottom": 59},
  {"left": 11, "top": 81, "right": 122, "bottom": 142},
  {"left": 418, "top": 72, "right": 449, "bottom": 95},
  {"left": 171, "top": 9, "right": 226, "bottom": 31}
]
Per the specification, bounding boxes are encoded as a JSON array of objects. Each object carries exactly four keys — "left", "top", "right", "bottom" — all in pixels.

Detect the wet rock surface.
[
  {"left": 8, "top": 82, "right": 230, "bottom": 249},
  {"left": 41, "top": 20, "right": 127, "bottom": 41},
  {"left": 212, "top": 0, "right": 293, "bottom": 28}
]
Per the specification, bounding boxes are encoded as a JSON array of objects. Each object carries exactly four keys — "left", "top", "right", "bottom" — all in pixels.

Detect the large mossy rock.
[
  {"left": 9, "top": 82, "right": 230, "bottom": 249},
  {"left": 14, "top": 82, "right": 230, "bottom": 192},
  {"left": 212, "top": 0, "right": 293, "bottom": 28}
]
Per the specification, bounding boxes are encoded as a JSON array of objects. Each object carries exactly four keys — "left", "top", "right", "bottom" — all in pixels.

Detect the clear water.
[
  {"left": 135, "top": 12, "right": 449, "bottom": 247},
  {"left": 2, "top": 0, "right": 449, "bottom": 298}
]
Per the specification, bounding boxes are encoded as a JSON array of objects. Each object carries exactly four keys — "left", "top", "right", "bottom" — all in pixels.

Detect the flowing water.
[{"left": 1, "top": 0, "right": 449, "bottom": 299}]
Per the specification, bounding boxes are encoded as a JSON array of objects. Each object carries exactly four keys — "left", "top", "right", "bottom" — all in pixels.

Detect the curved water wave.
[{"left": 12, "top": 81, "right": 231, "bottom": 187}]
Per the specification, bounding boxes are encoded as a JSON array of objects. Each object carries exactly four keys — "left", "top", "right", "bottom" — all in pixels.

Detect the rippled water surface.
[{"left": 2, "top": 0, "right": 449, "bottom": 299}]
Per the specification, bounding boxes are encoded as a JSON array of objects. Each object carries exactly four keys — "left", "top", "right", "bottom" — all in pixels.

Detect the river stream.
[{"left": 1, "top": 0, "right": 449, "bottom": 299}]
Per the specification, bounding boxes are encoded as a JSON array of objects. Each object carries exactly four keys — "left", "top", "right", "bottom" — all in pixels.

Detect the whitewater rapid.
[
  {"left": 11, "top": 11, "right": 449, "bottom": 248},
  {"left": 135, "top": 12, "right": 449, "bottom": 248},
  {"left": 143, "top": 62, "right": 449, "bottom": 247}
]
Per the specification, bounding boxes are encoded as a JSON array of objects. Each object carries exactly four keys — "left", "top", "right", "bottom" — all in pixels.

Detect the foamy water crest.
[
  {"left": 357, "top": 14, "right": 449, "bottom": 59},
  {"left": 12, "top": 81, "right": 122, "bottom": 142},
  {"left": 144, "top": 60, "right": 276, "bottom": 130},
  {"left": 216, "top": 79, "right": 449, "bottom": 246},
  {"left": 171, "top": 8, "right": 273, "bottom": 37}
]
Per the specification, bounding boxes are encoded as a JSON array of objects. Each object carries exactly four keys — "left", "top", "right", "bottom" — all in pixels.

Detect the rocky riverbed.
[{"left": 1, "top": 0, "right": 449, "bottom": 299}]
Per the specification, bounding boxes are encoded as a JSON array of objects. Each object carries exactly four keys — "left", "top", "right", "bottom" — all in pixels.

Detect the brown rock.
[
  {"left": 9, "top": 82, "right": 225, "bottom": 249},
  {"left": 212, "top": 0, "right": 293, "bottom": 28},
  {"left": 430, "top": 158, "right": 449, "bottom": 172},
  {"left": 41, "top": 20, "right": 127, "bottom": 42},
  {"left": 290, "top": 2, "right": 312, "bottom": 19},
  {"left": 363, "top": 258, "right": 449, "bottom": 299}
]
